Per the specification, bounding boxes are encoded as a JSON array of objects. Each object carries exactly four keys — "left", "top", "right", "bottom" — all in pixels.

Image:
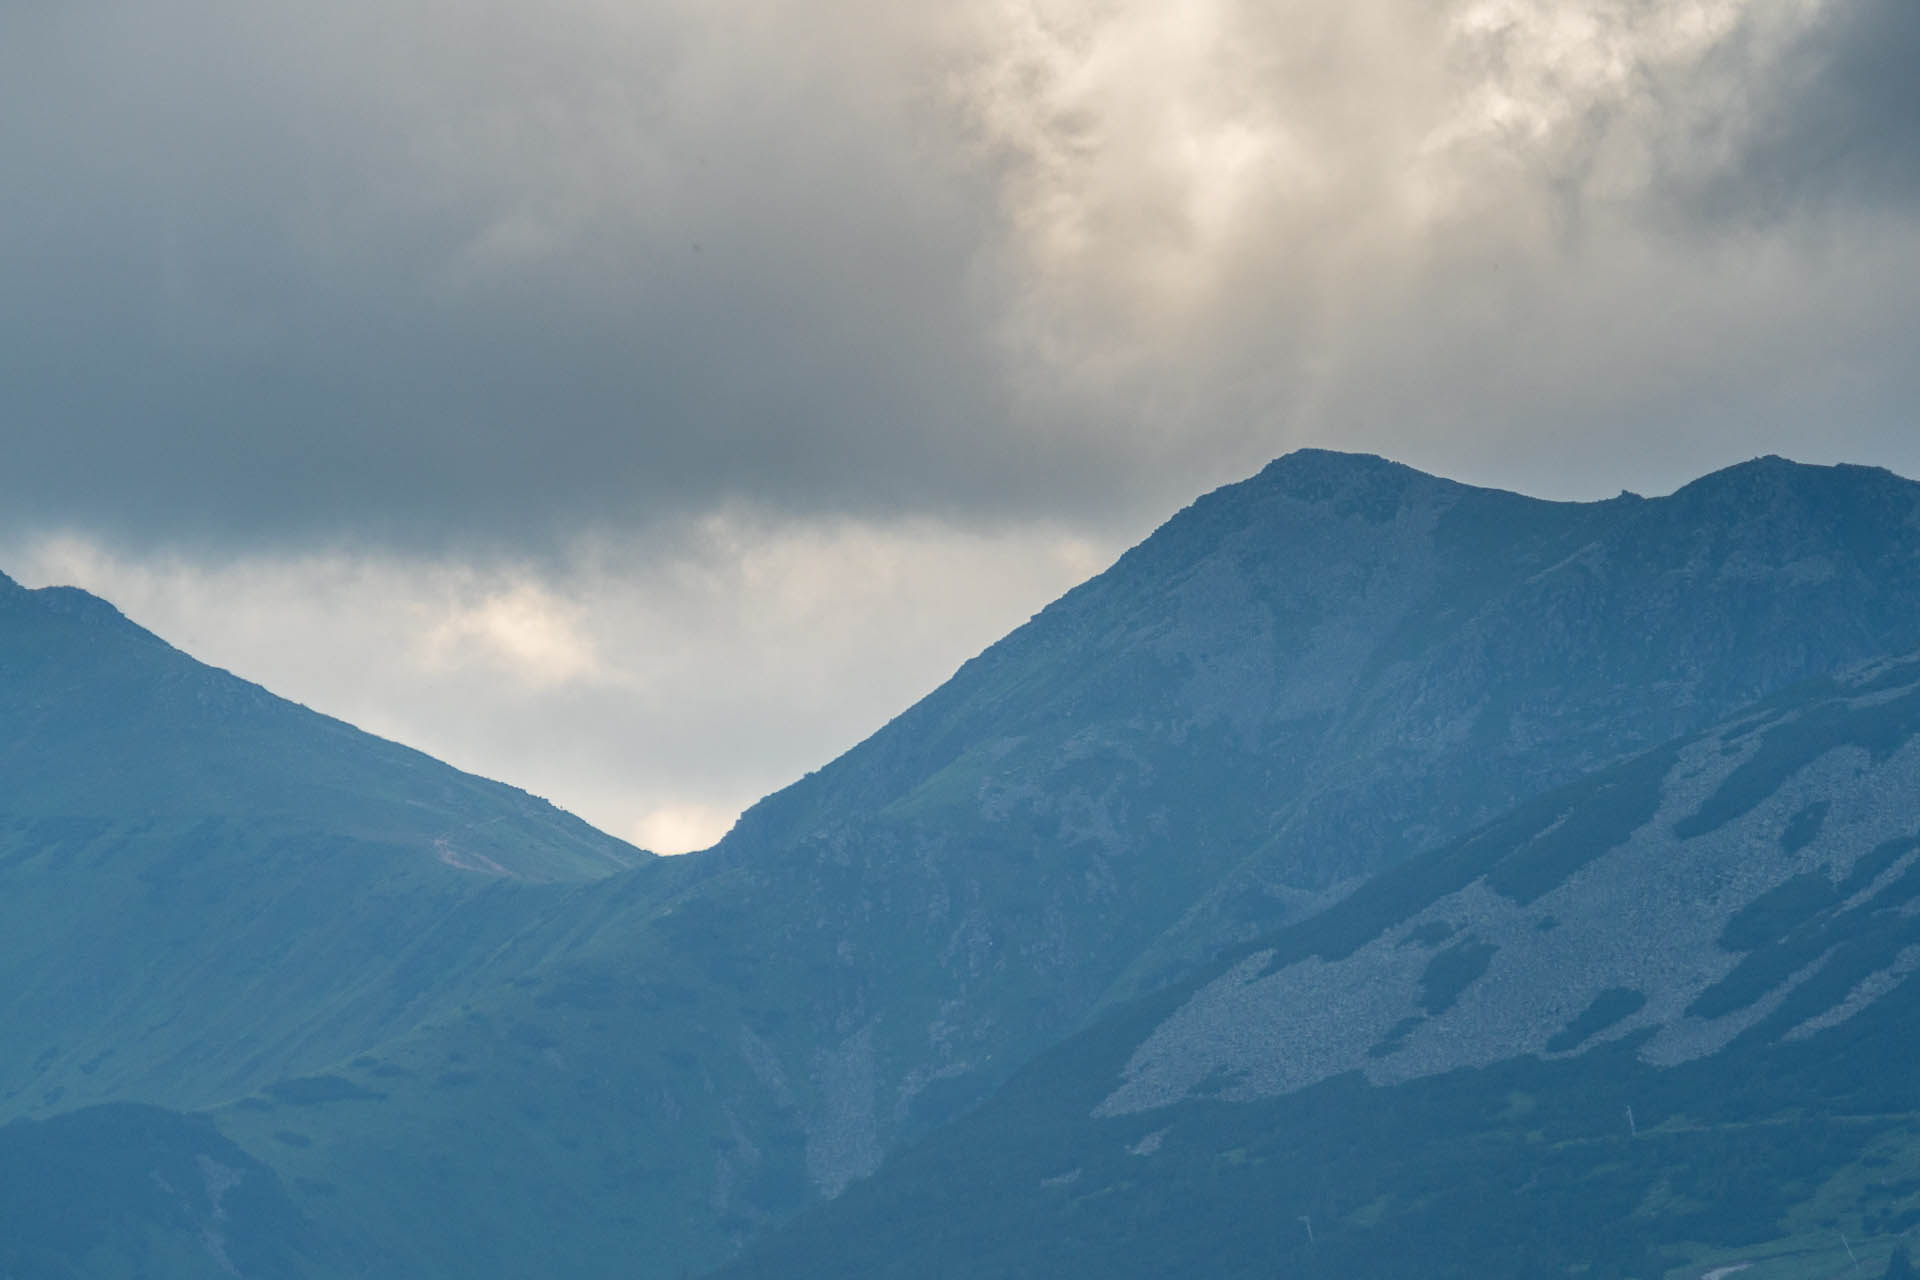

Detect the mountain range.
[{"left": 6, "top": 450, "right": 1920, "bottom": 1279}]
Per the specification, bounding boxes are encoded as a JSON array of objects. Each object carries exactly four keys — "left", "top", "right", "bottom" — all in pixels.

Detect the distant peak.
[
  {"left": 1694, "top": 453, "right": 1865, "bottom": 481},
  {"left": 1669, "top": 454, "right": 1906, "bottom": 505},
  {"left": 1704, "top": 453, "right": 1799, "bottom": 479},
  {"left": 1255, "top": 449, "right": 1433, "bottom": 492},
  {"left": 1239, "top": 449, "right": 1456, "bottom": 520},
  {"left": 1258, "top": 448, "right": 1413, "bottom": 478},
  {"left": 28, "top": 584, "right": 132, "bottom": 625},
  {"left": 0, "top": 580, "right": 165, "bottom": 650},
  {"left": 0, "top": 570, "right": 132, "bottom": 622}
]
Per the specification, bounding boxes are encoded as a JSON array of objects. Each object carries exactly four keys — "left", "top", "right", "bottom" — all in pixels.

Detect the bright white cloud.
[
  {"left": 960, "top": 0, "right": 1838, "bottom": 359},
  {"left": 6, "top": 517, "right": 1115, "bottom": 852},
  {"left": 420, "top": 585, "right": 605, "bottom": 689}
]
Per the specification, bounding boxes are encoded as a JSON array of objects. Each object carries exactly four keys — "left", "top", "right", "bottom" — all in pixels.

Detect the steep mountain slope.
[
  {"left": 718, "top": 654, "right": 1920, "bottom": 1279},
  {"left": 12, "top": 451, "right": 1920, "bottom": 1280},
  {"left": 0, "top": 573, "right": 655, "bottom": 1119},
  {"left": 0, "top": 1104, "right": 338, "bottom": 1280},
  {"left": 195, "top": 453, "right": 1920, "bottom": 1279},
  {"left": 679, "top": 453, "right": 1920, "bottom": 1176},
  {"left": 725, "top": 452, "right": 1920, "bottom": 1006}
]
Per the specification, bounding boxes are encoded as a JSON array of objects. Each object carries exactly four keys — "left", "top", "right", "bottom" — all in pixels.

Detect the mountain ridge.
[
  {"left": 186, "top": 447, "right": 1920, "bottom": 1278},
  {"left": 0, "top": 573, "right": 657, "bottom": 1122},
  {"left": 9, "top": 449, "right": 1920, "bottom": 1279},
  {"left": 0, "top": 572, "right": 637, "bottom": 844}
]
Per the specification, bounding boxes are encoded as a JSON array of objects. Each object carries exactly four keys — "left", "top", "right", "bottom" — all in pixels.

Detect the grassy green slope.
[
  {"left": 213, "top": 888, "right": 813, "bottom": 1278},
  {"left": 0, "top": 1103, "right": 344, "bottom": 1280},
  {"left": 0, "top": 572, "right": 659, "bottom": 1121},
  {"left": 0, "top": 573, "right": 643, "bottom": 872}
]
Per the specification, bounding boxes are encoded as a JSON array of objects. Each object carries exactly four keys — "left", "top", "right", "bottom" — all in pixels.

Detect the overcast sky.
[{"left": 5, "top": 0, "right": 1916, "bottom": 849}]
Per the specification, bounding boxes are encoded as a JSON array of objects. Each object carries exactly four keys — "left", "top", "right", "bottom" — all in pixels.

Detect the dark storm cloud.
[
  {"left": 0, "top": 0, "right": 1076, "bottom": 551},
  {"left": 1708, "top": 0, "right": 1920, "bottom": 220},
  {"left": 4, "top": 0, "right": 1918, "bottom": 558}
]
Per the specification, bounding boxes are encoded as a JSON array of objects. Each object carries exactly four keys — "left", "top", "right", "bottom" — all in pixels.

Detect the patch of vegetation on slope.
[
  {"left": 1676, "top": 666, "right": 1920, "bottom": 841},
  {"left": 1545, "top": 987, "right": 1647, "bottom": 1053},
  {"left": 0, "top": 1103, "right": 339, "bottom": 1280},
  {"left": 212, "top": 902, "right": 820, "bottom": 1280},
  {"left": 0, "top": 817, "right": 695, "bottom": 1120},
  {"left": 1417, "top": 938, "right": 1499, "bottom": 1015}
]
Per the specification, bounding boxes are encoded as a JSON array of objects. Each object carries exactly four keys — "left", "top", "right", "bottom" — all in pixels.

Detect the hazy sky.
[{"left": 5, "top": 0, "right": 1916, "bottom": 849}]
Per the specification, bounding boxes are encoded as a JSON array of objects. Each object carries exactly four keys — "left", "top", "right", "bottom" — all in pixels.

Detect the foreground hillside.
[
  {"left": 0, "top": 572, "right": 654, "bottom": 1120},
  {"left": 721, "top": 655, "right": 1920, "bottom": 1279},
  {"left": 6, "top": 451, "right": 1920, "bottom": 1278}
]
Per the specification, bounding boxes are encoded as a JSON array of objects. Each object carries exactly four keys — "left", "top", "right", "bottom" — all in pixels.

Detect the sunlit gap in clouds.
[
  {"left": 963, "top": 0, "right": 1835, "bottom": 343},
  {"left": 3, "top": 516, "right": 1116, "bottom": 855},
  {"left": 958, "top": 0, "right": 1919, "bottom": 502}
]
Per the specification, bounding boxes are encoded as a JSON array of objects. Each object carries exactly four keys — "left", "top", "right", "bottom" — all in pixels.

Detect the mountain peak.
[
  {"left": 1679, "top": 453, "right": 1801, "bottom": 488},
  {"left": 24, "top": 583, "right": 140, "bottom": 628},
  {"left": 1649, "top": 456, "right": 1919, "bottom": 558},
  {"left": 0, "top": 574, "right": 172, "bottom": 662},
  {"left": 1255, "top": 447, "right": 1427, "bottom": 490},
  {"left": 1224, "top": 448, "right": 1457, "bottom": 526},
  {"left": 1671, "top": 453, "right": 1902, "bottom": 500}
]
